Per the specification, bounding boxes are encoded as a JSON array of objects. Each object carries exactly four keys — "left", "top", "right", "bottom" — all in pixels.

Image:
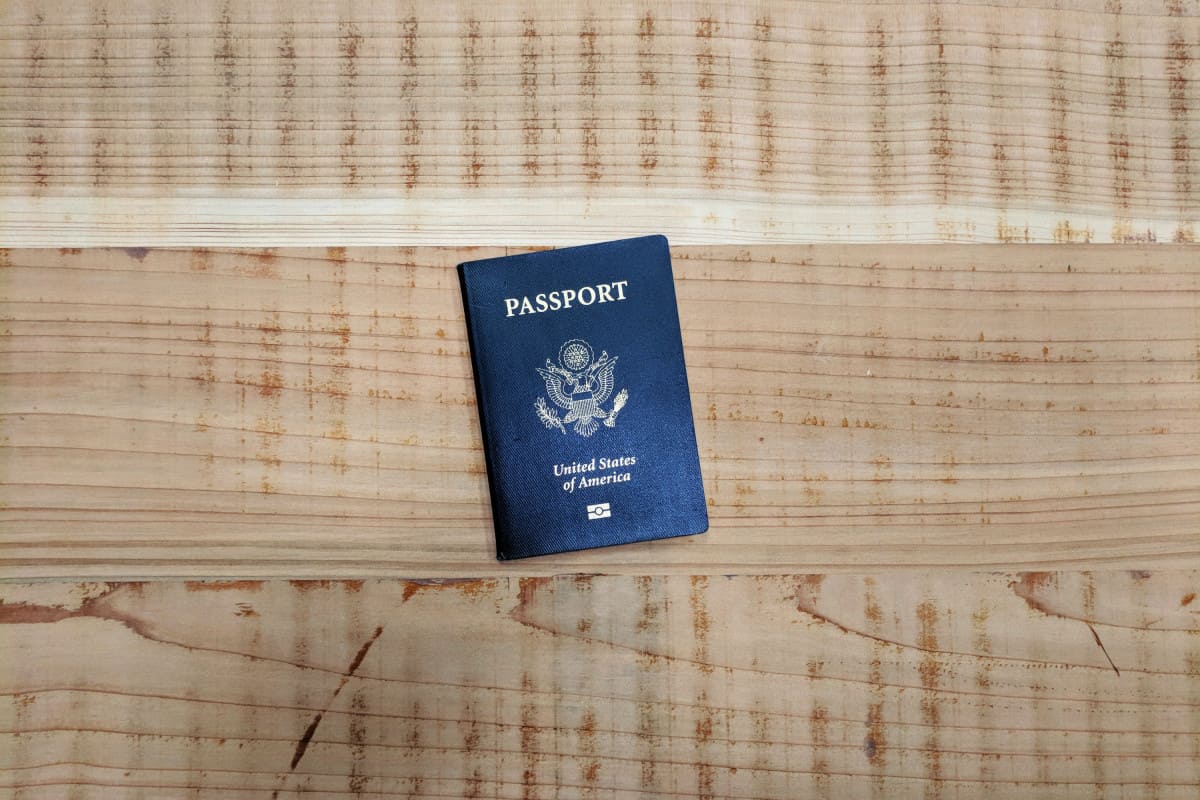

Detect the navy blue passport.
[{"left": 458, "top": 236, "right": 708, "bottom": 560}]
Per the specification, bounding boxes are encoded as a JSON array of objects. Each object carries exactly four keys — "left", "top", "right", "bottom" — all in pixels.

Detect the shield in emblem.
[{"left": 570, "top": 387, "right": 599, "bottom": 421}]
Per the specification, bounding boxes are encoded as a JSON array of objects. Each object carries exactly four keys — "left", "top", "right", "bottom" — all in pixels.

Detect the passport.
[{"left": 458, "top": 236, "right": 708, "bottom": 559}]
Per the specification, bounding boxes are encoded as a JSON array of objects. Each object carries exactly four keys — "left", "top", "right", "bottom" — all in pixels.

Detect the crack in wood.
[
  {"left": 1087, "top": 622, "right": 1121, "bottom": 677},
  {"left": 284, "top": 625, "right": 385, "bottom": 774}
]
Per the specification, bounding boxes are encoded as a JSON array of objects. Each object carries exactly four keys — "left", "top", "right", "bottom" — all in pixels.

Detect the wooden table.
[{"left": 2, "top": 2, "right": 1197, "bottom": 797}]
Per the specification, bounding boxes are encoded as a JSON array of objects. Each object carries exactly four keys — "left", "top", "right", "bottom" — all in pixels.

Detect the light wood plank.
[
  {"left": 1, "top": 245, "right": 1197, "bottom": 578},
  {"left": 2, "top": 573, "right": 1198, "bottom": 798},
  {"left": 0, "top": 0, "right": 1197, "bottom": 245}
]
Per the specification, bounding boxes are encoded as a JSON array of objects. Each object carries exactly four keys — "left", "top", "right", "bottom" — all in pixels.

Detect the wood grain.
[
  {"left": 1, "top": 244, "right": 1197, "bottom": 578},
  {"left": 2, "top": 573, "right": 1198, "bottom": 798},
  {"left": 3, "top": 1, "right": 1198, "bottom": 795},
  {"left": 1, "top": 0, "right": 1198, "bottom": 245}
]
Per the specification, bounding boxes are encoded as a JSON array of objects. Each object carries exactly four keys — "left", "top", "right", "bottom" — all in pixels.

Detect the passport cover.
[{"left": 458, "top": 235, "right": 708, "bottom": 559}]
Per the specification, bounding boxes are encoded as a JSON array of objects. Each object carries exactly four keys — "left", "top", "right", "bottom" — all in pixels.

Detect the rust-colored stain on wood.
[
  {"left": 0, "top": 575, "right": 1150, "bottom": 796},
  {"left": 1, "top": 2, "right": 1200, "bottom": 796},
  {"left": 1, "top": 2, "right": 1196, "bottom": 243},
  {"left": 184, "top": 579, "right": 264, "bottom": 592},
  {"left": 1, "top": 244, "right": 1198, "bottom": 576},
  {"left": 281, "top": 570, "right": 1189, "bottom": 795}
]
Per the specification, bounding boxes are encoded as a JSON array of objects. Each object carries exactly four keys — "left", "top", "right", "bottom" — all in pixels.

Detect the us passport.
[{"left": 458, "top": 236, "right": 708, "bottom": 559}]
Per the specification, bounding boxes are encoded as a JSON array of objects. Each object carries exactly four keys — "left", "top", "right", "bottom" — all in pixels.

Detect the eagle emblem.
[{"left": 534, "top": 339, "right": 628, "bottom": 437}]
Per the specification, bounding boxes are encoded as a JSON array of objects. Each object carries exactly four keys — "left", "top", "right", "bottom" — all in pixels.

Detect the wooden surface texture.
[
  {"left": 3, "top": 573, "right": 1200, "bottom": 798},
  {"left": 0, "top": 0, "right": 1198, "bottom": 245},
  {"left": 2, "top": 244, "right": 1197, "bottom": 577},
  {"left": 2, "top": 1, "right": 1200, "bottom": 797}
]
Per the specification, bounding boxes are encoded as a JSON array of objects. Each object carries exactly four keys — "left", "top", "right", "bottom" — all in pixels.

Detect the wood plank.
[
  {"left": 0, "top": 0, "right": 1197, "bottom": 245},
  {"left": 1, "top": 244, "right": 1196, "bottom": 578},
  {"left": 2, "top": 573, "right": 1198, "bottom": 798}
]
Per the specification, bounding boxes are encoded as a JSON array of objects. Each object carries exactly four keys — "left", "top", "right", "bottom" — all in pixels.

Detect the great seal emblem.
[{"left": 534, "top": 338, "right": 628, "bottom": 437}]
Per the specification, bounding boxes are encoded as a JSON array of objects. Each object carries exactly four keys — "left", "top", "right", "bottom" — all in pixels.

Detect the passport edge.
[
  {"left": 457, "top": 260, "right": 512, "bottom": 557},
  {"left": 496, "top": 512, "right": 709, "bottom": 561},
  {"left": 456, "top": 235, "right": 669, "bottom": 274}
]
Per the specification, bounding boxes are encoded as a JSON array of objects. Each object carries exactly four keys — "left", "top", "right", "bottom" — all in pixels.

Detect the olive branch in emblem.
[{"left": 534, "top": 396, "right": 566, "bottom": 434}]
